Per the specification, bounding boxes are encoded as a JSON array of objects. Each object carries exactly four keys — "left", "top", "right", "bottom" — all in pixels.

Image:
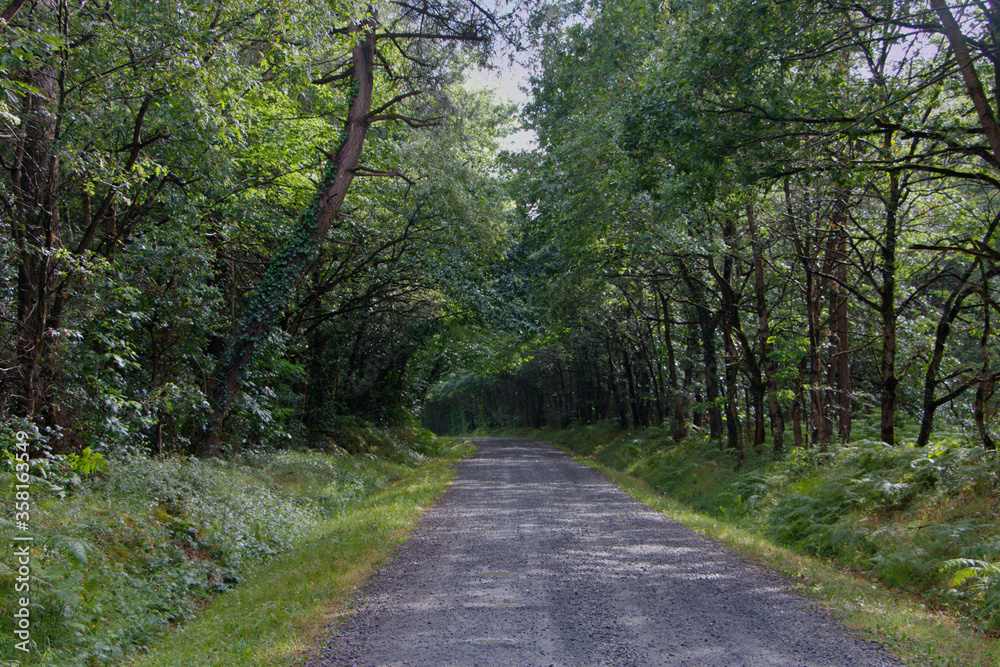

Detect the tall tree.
[{"left": 199, "top": 2, "right": 512, "bottom": 454}]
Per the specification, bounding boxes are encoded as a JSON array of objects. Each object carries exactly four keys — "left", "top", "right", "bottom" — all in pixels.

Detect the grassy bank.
[
  {"left": 516, "top": 422, "right": 1000, "bottom": 667},
  {"left": 128, "top": 441, "right": 473, "bottom": 667},
  {"left": 1, "top": 426, "right": 471, "bottom": 667}
]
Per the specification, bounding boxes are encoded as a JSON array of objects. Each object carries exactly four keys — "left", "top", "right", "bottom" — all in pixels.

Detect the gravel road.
[{"left": 307, "top": 438, "right": 903, "bottom": 667}]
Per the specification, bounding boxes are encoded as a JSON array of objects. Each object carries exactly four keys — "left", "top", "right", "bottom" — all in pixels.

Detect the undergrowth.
[
  {"left": 0, "top": 424, "right": 445, "bottom": 666},
  {"left": 520, "top": 420, "right": 1000, "bottom": 635}
]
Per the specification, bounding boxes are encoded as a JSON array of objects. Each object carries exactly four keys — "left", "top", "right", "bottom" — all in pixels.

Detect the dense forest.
[
  {"left": 2, "top": 0, "right": 997, "bottom": 459},
  {"left": 1, "top": 0, "right": 520, "bottom": 457},
  {"left": 428, "top": 0, "right": 1000, "bottom": 460}
]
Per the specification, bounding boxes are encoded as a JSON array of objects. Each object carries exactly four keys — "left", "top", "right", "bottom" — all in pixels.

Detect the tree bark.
[
  {"left": 707, "top": 230, "right": 745, "bottom": 462},
  {"left": 657, "top": 288, "right": 687, "bottom": 440},
  {"left": 620, "top": 342, "right": 643, "bottom": 428},
  {"left": 716, "top": 247, "right": 744, "bottom": 462},
  {"left": 199, "top": 26, "right": 377, "bottom": 456},
  {"left": 747, "top": 204, "right": 785, "bottom": 455},
  {"left": 681, "top": 264, "right": 722, "bottom": 442},
  {"left": 931, "top": 0, "right": 1000, "bottom": 165},
  {"left": 974, "top": 264, "right": 997, "bottom": 450},
  {"left": 605, "top": 337, "right": 629, "bottom": 428},
  {"left": 879, "top": 169, "right": 901, "bottom": 444},
  {"left": 786, "top": 178, "right": 830, "bottom": 448},
  {"left": 916, "top": 263, "right": 978, "bottom": 447},
  {"left": 827, "top": 191, "right": 852, "bottom": 442},
  {"left": 11, "top": 0, "right": 63, "bottom": 427}
]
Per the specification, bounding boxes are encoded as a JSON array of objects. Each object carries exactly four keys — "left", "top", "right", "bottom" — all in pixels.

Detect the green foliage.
[
  {"left": 0, "top": 424, "right": 445, "bottom": 665},
  {"left": 127, "top": 440, "right": 472, "bottom": 667},
  {"left": 65, "top": 447, "right": 107, "bottom": 478},
  {"left": 944, "top": 557, "right": 1000, "bottom": 630},
  {"left": 1, "top": 0, "right": 515, "bottom": 460}
]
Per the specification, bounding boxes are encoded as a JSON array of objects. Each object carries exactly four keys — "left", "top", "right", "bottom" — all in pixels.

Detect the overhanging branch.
[
  {"left": 354, "top": 166, "right": 416, "bottom": 186},
  {"left": 367, "top": 90, "right": 423, "bottom": 118},
  {"left": 368, "top": 113, "right": 442, "bottom": 128}
]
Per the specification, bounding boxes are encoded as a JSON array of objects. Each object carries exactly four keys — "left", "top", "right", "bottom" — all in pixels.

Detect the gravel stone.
[{"left": 306, "top": 438, "right": 904, "bottom": 667}]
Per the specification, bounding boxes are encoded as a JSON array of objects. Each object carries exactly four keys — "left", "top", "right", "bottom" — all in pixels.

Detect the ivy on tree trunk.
[{"left": 199, "top": 25, "right": 377, "bottom": 456}]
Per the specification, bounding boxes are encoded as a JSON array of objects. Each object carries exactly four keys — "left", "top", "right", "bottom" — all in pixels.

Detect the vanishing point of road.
[{"left": 307, "top": 438, "right": 903, "bottom": 667}]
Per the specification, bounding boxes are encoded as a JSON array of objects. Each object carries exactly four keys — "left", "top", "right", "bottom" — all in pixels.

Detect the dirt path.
[{"left": 306, "top": 438, "right": 902, "bottom": 666}]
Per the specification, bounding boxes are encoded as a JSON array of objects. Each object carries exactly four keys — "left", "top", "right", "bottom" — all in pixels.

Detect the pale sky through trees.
[{"left": 465, "top": 63, "right": 537, "bottom": 151}]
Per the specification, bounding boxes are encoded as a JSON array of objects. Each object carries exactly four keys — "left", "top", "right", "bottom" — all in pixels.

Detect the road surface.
[{"left": 307, "top": 438, "right": 902, "bottom": 667}]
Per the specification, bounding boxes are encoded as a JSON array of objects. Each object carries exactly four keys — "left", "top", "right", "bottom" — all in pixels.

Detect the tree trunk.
[
  {"left": 682, "top": 270, "right": 722, "bottom": 443},
  {"left": 879, "top": 169, "right": 901, "bottom": 444},
  {"left": 974, "top": 265, "right": 997, "bottom": 450},
  {"left": 747, "top": 204, "right": 784, "bottom": 454},
  {"left": 931, "top": 0, "right": 1000, "bottom": 165},
  {"left": 684, "top": 317, "right": 701, "bottom": 429},
  {"left": 786, "top": 178, "right": 830, "bottom": 448},
  {"left": 719, "top": 299, "right": 744, "bottom": 460},
  {"left": 792, "top": 391, "right": 804, "bottom": 448},
  {"left": 621, "top": 344, "right": 642, "bottom": 428},
  {"left": 916, "top": 263, "right": 978, "bottom": 447},
  {"left": 605, "top": 338, "right": 629, "bottom": 428},
  {"left": 974, "top": 377, "right": 998, "bottom": 451},
  {"left": 708, "top": 238, "right": 745, "bottom": 462},
  {"left": 657, "top": 289, "right": 687, "bottom": 440},
  {"left": 638, "top": 310, "right": 664, "bottom": 425},
  {"left": 826, "top": 191, "right": 851, "bottom": 442},
  {"left": 11, "top": 0, "right": 63, "bottom": 428},
  {"left": 199, "top": 26, "right": 377, "bottom": 456}
]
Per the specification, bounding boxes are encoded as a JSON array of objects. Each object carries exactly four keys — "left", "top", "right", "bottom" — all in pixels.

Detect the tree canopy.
[
  {"left": 426, "top": 0, "right": 1000, "bottom": 455},
  {"left": 1, "top": 0, "right": 520, "bottom": 456},
  {"left": 1, "top": 0, "right": 997, "bottom": 459}
]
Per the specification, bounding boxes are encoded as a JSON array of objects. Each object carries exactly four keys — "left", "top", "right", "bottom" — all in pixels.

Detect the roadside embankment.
[{"left": 1, "top": 425, "right": 471, "bottom": 667}]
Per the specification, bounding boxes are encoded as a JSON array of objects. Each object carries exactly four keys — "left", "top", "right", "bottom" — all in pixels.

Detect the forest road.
[{"left": 306, "top": 438, "right": 903, "bottom": 667}]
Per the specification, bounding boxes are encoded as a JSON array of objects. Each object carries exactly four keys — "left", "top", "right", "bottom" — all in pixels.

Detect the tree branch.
[
  {"left": 368, "top": 113, "right": 442, "bottom": 128},
  {"left": 1, "top": 0, "right": 27, "bottom": 25},
  {"left": 367, "top": 90, "right": 423, "bottom": 118},
  {"left": 377, "top": 31, "right": 486, "bottom": 42},
  {"left": 312, "top": 68, "right": 354, "bottom": 86},
  {"left": 353, "top": 166, "right": 416, "bottom": 186},
  {"left": 930, "top": 0, "right": 1000, "bottom": 163}
]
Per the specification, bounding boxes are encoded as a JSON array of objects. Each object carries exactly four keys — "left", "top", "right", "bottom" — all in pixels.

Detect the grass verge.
[
  {"left": 126, "top": 440, "right": 474, "bottom": 667},
  {"left": 527, "top": 430, "right": 999, "bottom": 667}
]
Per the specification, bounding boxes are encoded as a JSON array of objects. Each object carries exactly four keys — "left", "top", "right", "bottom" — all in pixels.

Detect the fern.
[
  {"left": 65, "top": 447, "right": 107, "bottom": 478},
  {"left": 943, "top": 558, "right": 1000, "bottom": 630},
  {"left": 945, "top": 558, "right": 1000, "bottom": 588}
]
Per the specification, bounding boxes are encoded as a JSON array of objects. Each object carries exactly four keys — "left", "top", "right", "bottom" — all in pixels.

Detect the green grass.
[
  {"left": 1, "top": 424, "right": 471, "bottom": 667},
  {"left": 522, "top": 424, "right": 1000, "bottom": 667},
  {"left": 127, "top": 441, "right": 474, "bottom": 667}
]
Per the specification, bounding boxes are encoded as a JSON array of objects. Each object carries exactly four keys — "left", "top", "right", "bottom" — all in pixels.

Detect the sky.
[{"left": 464, "top": 63, "right": 537, "bottom": 151}]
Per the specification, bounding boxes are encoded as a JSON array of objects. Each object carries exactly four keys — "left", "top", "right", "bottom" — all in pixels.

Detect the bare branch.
[
  {"left": 377, "top": 31, "right": 487, "bottom": 42},
  {"left": 354, "top": 166, "right": 416, "bottom": 186},
  {"left": 369, "top": 113, "right": 442, "bottom": 128},
  {"left": 312, "top": 69, "right": 354, "bottom": 86},
  {"left": 367, "top": 90, "right": 423, "bottom": 119}
]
